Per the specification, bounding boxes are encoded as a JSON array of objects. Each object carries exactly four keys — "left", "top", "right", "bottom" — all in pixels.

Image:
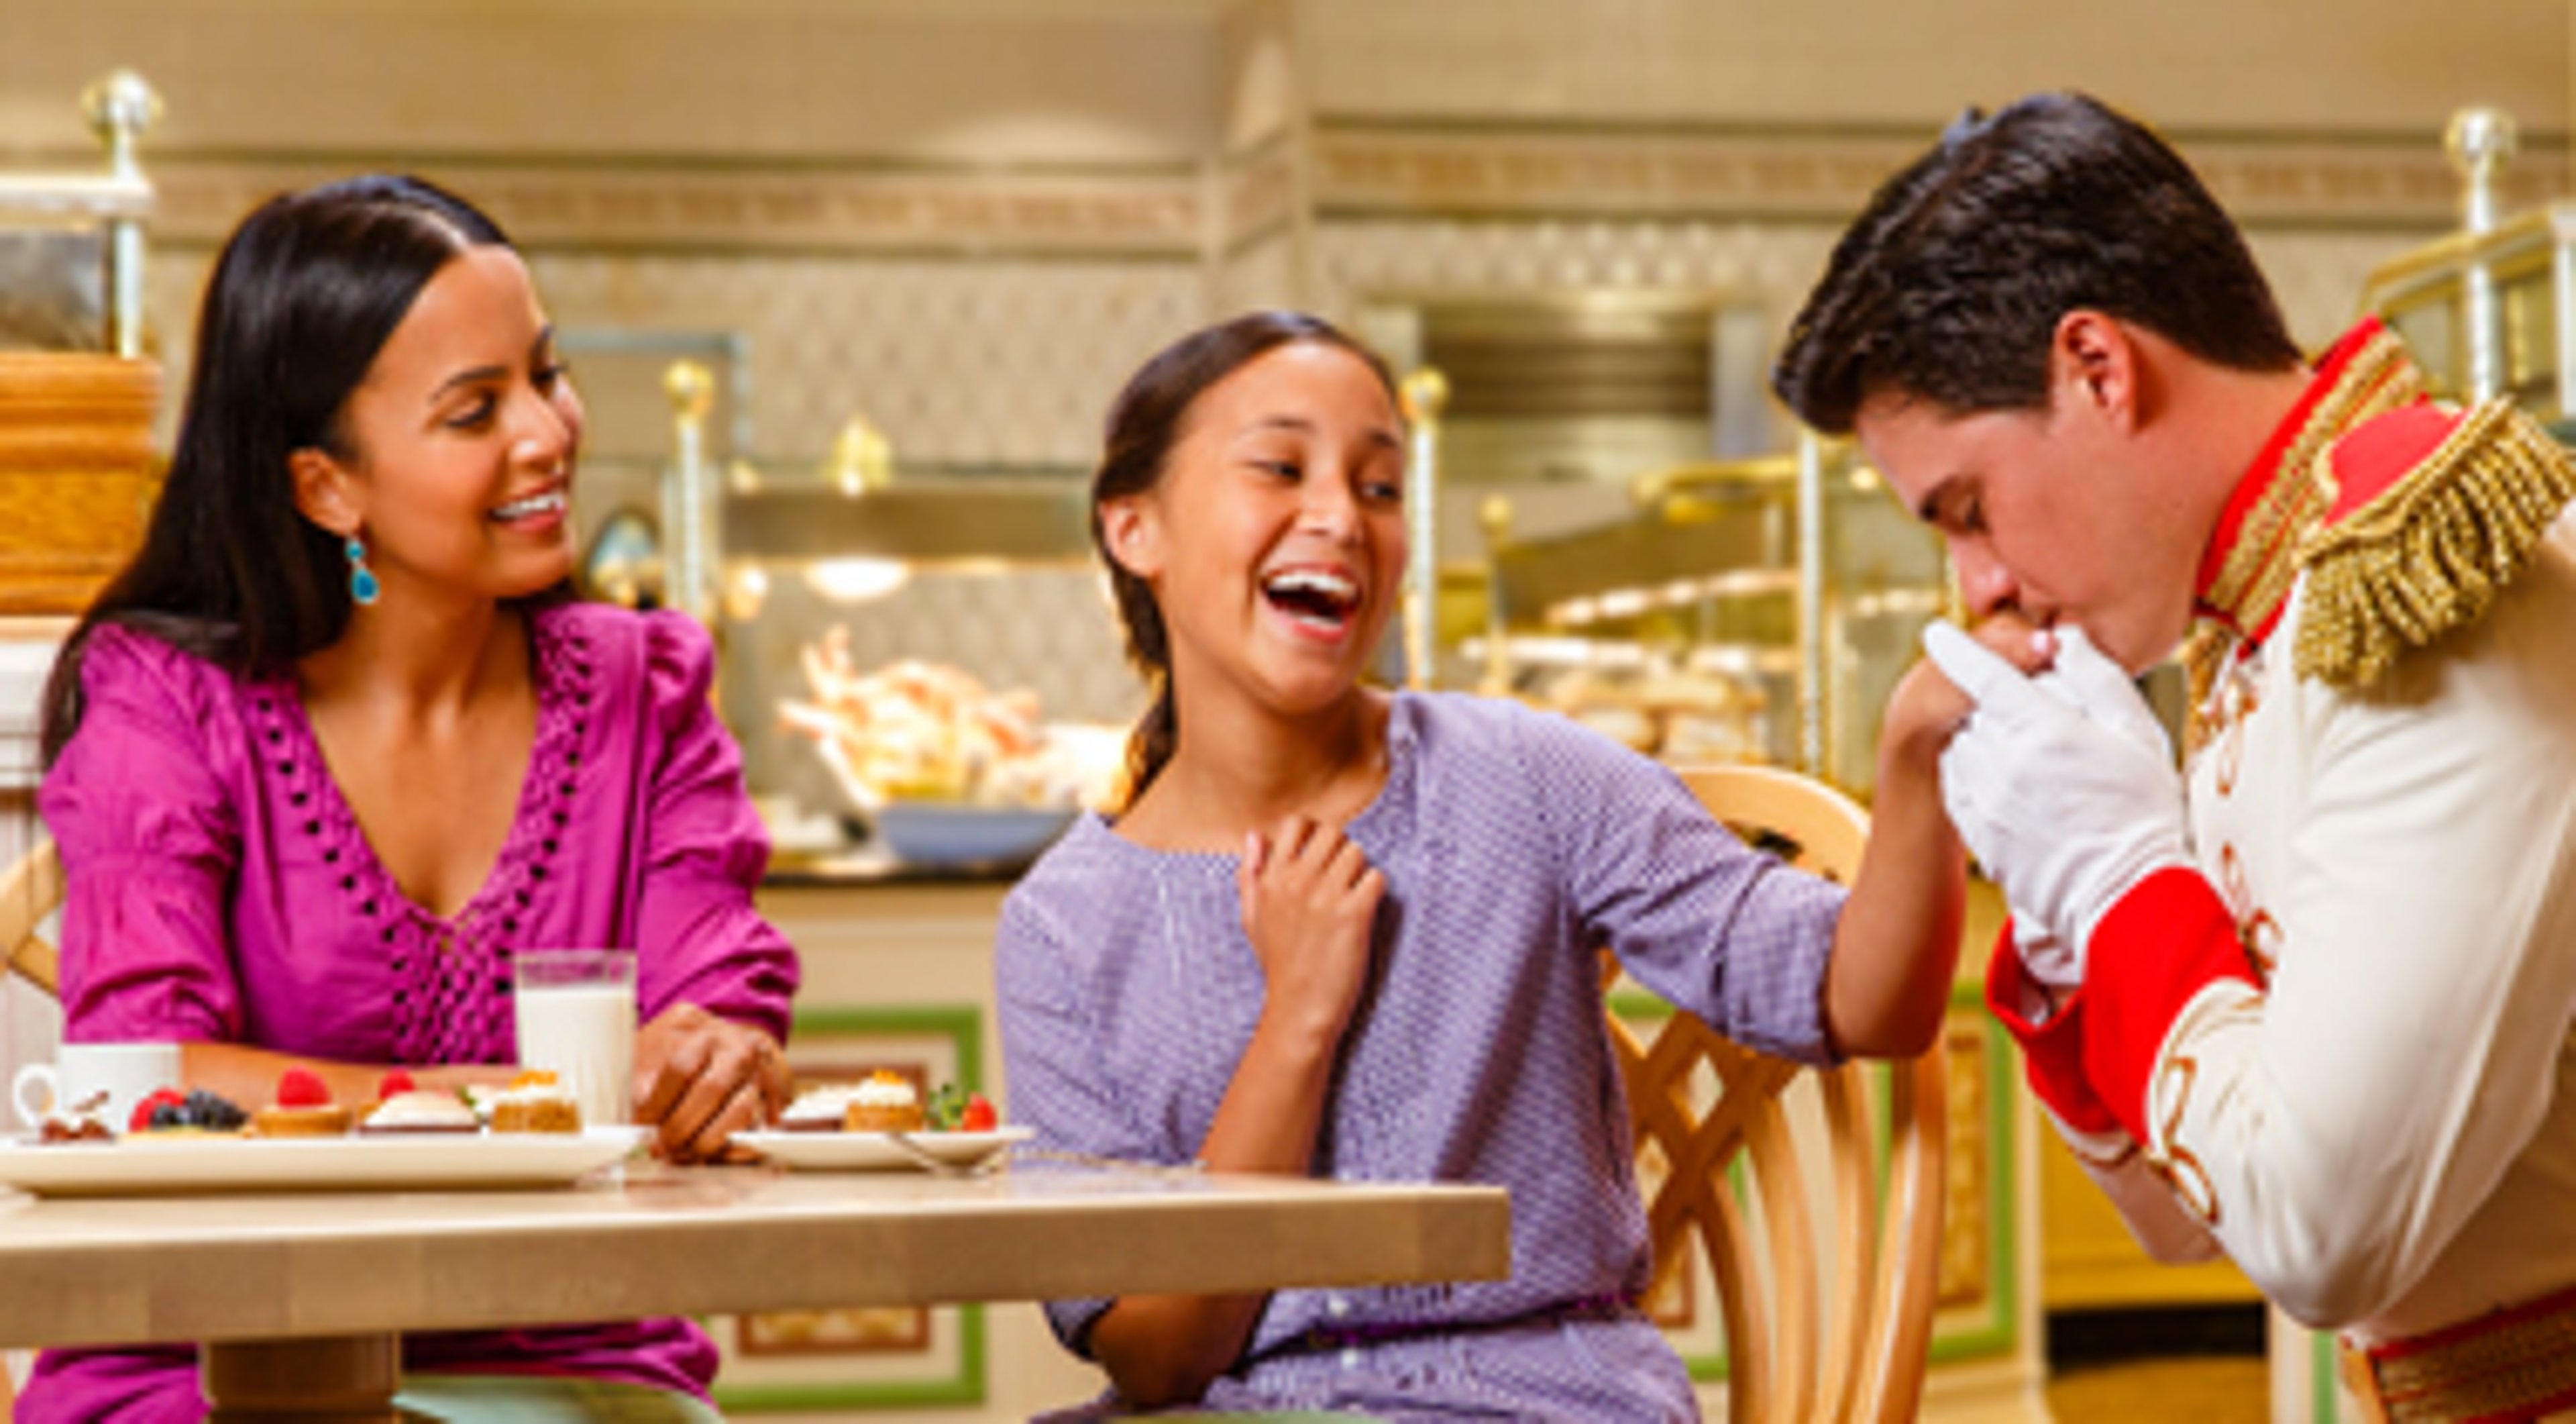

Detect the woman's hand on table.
[{"left": 631, "top": 1004, "right": 791, "bottom": 1163}]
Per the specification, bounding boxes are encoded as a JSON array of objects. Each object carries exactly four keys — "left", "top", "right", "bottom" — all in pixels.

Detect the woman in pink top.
[{"left": 25, "top": 175, "right": 799, "bottom": 1422}]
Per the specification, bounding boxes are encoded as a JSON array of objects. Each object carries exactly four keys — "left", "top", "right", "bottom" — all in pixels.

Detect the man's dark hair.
[{"left": 1772, "top": 91, "right": 2303, "bottom": 435}]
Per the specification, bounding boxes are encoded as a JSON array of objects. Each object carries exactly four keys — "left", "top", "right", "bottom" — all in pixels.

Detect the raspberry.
[
  {"left": 378, "top": 1070, "right": 416, "bottom": 1099},
  {"left": 129, "top": 1087, "right": 187, "bottom": 1133},
  {"left": 276, "top": 1067, "right": 333, "bottom": 1108}
]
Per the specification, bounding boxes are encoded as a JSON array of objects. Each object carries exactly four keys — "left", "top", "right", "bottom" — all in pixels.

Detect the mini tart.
[
  {"left": 845, "top": 1101, "right": 925, "bottom": 1133},
  {"left": 488, "top": 1080, "right": 582, "bottom": 1135},
  {"left": 491, "top": 1097, "right": 581, "bottom": 1134},
  {"left": 252, "top": 1103, "right": 353, "bottom": 1137}
]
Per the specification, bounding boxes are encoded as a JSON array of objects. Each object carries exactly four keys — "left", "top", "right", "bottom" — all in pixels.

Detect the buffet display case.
[
  {"left": 1477, "top": 438, "right": 1947, "bottom": 797},
  {"left": 0, "top": 70, "right": 163, "bottom": 619},
  {"left": 2357, "top": 107, "right": 2576, "bottom": 428},
  {"left": 596, "top": 366, "right": 1137, "bottom": 876}
]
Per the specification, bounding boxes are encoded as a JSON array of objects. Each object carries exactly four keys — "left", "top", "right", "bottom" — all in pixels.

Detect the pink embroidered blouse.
[{"left": 21, "top": 602, "right": 800, "bottom": 1423}]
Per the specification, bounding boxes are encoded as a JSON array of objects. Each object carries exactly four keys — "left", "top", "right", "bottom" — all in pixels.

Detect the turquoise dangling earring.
[{"left": 345, "top": 536, "right": 380, "bottom": 607}]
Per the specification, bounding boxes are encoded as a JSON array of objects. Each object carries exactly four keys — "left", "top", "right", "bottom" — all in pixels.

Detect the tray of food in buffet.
[
  {"left": 735, "top": 1072, "right": 1029, "bottom": 1173},
  {"left": 777, "top": 635, "right": 1118, "bottom": 870},
  {"left": 0, "top": 1070, "right": 645, "bottom": 1197}
]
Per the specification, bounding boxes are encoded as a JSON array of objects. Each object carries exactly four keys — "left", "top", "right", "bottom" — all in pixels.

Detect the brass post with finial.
[
  {"left": 2446, "top": 107, "right": 2517, "bottom": 403},
  {"left": 1398, "top": 366, "right": 1450, "bottom": 691},
  {"left": 663, "top": 360, "right": 716, "bottom": 623},
  {"left": 80, "top": 70, "right": 160, "bottom": 360}
]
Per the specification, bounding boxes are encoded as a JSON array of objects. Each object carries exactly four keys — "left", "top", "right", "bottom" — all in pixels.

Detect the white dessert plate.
[
  {"left": 0, "top": 1126, "right": 649, "bottom": 1197},
  {"left": 736, "top": 1125, "right": 1032, "bottom": 1172}
]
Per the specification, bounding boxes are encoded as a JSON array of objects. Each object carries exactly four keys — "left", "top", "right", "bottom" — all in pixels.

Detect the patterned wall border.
[
  {"left": 67, "top": 111, "right": 2569, "bottom": 264},
  {"left": 127, "top": 153, "right": 1210, "bottom": 260},
  {"left": 1311, "top": 117, "right": 2570, "bottom": 233}
]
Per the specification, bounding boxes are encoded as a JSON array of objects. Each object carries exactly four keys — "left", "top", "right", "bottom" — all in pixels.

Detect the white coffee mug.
[{"left": 13, "top": 1041, "right": 184, "bottom": 1131}]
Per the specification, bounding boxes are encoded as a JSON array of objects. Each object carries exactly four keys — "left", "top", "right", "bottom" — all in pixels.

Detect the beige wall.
[
  {"left": 1296, "top": 0, "right": 2569, "bottom": 137},
  {"left": 7, "top": 0, "right": 2565, "bottom": 469},
  {"left": 2, "top": 0, "right": 2557, "bottom": 740},
  {"left": 1, "top": 0, "right": 1222, "bottom": 164}
]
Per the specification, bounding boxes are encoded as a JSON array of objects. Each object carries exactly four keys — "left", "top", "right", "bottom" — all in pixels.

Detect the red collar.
[
  {"left": 2188, "top": 319, "right": 2421, "bottom": 647},
  {"left": 2194, "top": 321, "right": 2390, "bottom": 633}
]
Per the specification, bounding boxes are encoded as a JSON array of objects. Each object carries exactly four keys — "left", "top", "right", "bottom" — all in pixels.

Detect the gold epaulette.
[{"left": 2295, "top": 401, "right": 2576, "bottom": 687}]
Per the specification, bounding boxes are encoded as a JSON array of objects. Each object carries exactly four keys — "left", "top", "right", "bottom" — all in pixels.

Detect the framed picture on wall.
[{"left": 706, "top": 1005, "right": 989, "bottom": 1412}]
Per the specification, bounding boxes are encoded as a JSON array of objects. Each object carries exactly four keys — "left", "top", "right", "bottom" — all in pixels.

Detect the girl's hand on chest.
[{"left": 1236, "top": 815, "right": 1385, "bottom": 1047}]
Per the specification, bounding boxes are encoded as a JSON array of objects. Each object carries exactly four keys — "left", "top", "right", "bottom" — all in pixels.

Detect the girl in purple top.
[
  {"left": 997, "top": 313, "right": 1998, "bottom": 1420},
  {"left": 25, "top": 176, "right": 798, "bottom": 1422}
]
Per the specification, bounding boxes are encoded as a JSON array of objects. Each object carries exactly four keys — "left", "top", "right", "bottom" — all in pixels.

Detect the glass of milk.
[{"left": 513, "top": 948, "right": 638, "bottom": 1127}]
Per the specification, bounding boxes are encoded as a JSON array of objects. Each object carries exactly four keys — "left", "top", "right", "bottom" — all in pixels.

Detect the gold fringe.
[
  {"left": 2184, "top": 326, "right": 2426, "bottom": 750},
  {"left": 2200, "top": 327, "right": 2424, "bottom": 640},
  {"left": 2294, "top": 401, "right": 2576, "bottom": 688}
]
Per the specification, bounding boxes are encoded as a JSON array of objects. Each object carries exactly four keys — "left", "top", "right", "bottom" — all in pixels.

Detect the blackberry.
[{"left": 181, "top": 1088, "right": 249, "bottom": 1129}]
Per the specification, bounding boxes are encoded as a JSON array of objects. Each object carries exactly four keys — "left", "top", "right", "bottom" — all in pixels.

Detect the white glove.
[
  {"left": 2005, "top": 628, "right": 2179, "bottom": 987},
  {"left": 1924, "top": 621, "right": 2192, "bottom": 986}
]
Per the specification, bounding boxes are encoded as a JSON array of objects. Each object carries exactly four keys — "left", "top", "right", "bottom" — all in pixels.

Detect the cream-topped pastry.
[
  {"left": 780, "top": 1083, "right": 867, "bottom": 1133},
  {"left": 362, "top": 1089, "right": 480, "bottom": 1135}
]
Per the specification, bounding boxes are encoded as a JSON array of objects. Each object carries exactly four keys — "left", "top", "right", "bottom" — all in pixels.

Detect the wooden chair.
[
  {"left": 0, "top": 835, "right": 62, "bottom": 999},
  {"left": 0, "top": 838, "right": 60, "bottom": 1410},
  {"left": 1605, "top": 764, "right": 1948, "bottom": 1424}
]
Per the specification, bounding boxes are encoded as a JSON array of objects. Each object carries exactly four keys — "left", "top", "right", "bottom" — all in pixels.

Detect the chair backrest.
[
  {"left": 1604, "top": 763, "right": 1947, "bottom": 1424},
  {"left": 0, "top": 837, "right": 64, "bottom": 999},
  {"left": 0, "top": 837, "right": 62, "bottom": 1413}
]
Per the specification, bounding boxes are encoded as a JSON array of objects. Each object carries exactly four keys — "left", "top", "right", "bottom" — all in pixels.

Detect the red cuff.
[
  {"left": 1984, "top": 921, "right": 2121, "bottom": 1137},
  {"left": 2080, "top": 867, "right": 2259, "bottom": 1142}
]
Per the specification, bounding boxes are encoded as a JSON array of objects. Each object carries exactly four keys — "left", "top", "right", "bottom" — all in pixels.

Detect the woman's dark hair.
[
  {"left": 1093, "top": 310, "right": 1401, "bottom": 806},
  {"left": 40, "top": 174, "right": 513, "bottom": 767},
  {"left": 1772, "top": 91, "right": 2303, "bottom": 435}
]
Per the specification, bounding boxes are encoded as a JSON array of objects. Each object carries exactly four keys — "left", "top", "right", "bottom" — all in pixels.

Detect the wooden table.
[{"left": 0, "top": 1160, "right": 1512, "bottom": 1419}]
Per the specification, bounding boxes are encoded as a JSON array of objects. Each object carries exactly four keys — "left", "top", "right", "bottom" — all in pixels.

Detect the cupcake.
[
  {"left": 843, "top": 1070, "right": 924, "bottom": 1133},
  {"left": 252, "top": 1068, "right": 352, "bottom": 1137},
  {"left": 488, "top": 1071, "right": 582, "bottom": 1134}
]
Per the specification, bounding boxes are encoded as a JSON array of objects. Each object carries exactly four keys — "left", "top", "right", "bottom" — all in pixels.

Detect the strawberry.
[
  {"left": 378, "top": 1069, "right": 416, "bottom": 1099},
  {"left": 959, "top": 1094, "right": 998, "bottom": 1133},
  {"left": 276, "top": 1066, "right": 333, "bottom": 1108},
  {"left": 128, "top": 1088, "right": 187, "bottom": 1134}
]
